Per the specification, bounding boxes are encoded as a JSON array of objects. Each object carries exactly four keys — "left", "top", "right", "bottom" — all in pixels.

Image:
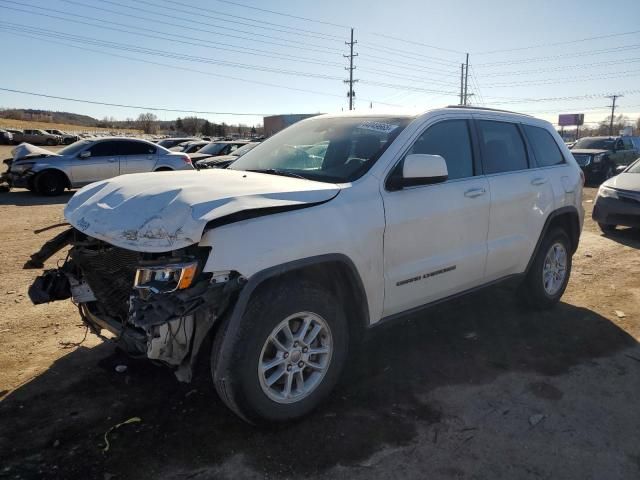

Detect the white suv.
[{"left": 27, "top": 107, "right": 584, "bottom": 424}]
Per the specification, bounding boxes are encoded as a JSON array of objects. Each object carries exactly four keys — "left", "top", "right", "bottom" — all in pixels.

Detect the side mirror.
[
  {"left": 399, "top": 154, "right": 448, "bottom": 188},
  {"left": 79, "top": 151, "right": 91, "bottom": 159}
]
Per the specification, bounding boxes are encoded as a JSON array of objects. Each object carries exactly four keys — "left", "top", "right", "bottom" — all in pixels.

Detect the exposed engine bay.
[{"left": 25, "top": 228, "right": 244, "bottom": 381}]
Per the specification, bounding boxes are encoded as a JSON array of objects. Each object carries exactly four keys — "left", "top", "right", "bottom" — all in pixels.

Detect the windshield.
[
  {"left": 231, "top": 143, "right": 257, "bottom": 157},
  {"left": 198, "top": 142, "right": 228, "bottom": 155},
  {"left": 574, "top": 137, "right": 615, "bottom": 150},
  {"left": 229, "top": 116, "right": 411, "bottom": 182},
  {"left": 58, "top": 140, "right": 91, "bottom": 156}
]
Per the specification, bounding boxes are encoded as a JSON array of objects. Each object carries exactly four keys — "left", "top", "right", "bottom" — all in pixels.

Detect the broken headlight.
[
  {"left": 10, "top": 162, "right": 35, "bottom": 173},
  {"left": 134, "top": 262, "right": 198, "bottom": 294}
]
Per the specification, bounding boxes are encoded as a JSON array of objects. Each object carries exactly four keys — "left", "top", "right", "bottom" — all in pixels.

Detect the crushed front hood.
[
  {"left": 64, "top": 169, "right": 341, "bottom": 252},
  {"left": 12, "top": 143, "right": 59, "bottom": 162}
]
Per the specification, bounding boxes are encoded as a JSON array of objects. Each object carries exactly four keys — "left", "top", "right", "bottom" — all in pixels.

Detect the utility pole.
[
  {"left": 463, "top": 53, "right": 470, "bottom": 105},
  {"left": 460, "top": 63, "right": 465, "bottom": 105},
  {"left": 607, "top": 94, "right": 622, "bottom": 136},
  {"left": 344, "top": 28, "right": 358, "bottom": 111}
]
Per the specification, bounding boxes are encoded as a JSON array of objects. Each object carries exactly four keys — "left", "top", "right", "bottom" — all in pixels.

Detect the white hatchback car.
[{"left": 27, "top": 107, "right": 583, "bottom": 424}]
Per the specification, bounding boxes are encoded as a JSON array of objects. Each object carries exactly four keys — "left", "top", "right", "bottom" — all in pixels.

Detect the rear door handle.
[
  {"left": 531, "top": 177, "right": 548, "bottom": 186},
  {"left": 464, "top": 187, "right": 486, "bottom": 198}
]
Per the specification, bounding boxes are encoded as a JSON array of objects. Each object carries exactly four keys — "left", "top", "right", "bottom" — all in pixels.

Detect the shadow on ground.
[
  {"left": 0, "top": 189, "right": 72, "bottom": 206},
  {"left": 1, "top": 284, "right": 636, "bottom": 479},
  {"left": 600, "top": 227, "right": 640, "bottom": 249}
]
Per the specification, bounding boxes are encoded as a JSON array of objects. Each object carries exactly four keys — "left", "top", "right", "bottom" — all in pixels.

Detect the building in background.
[{"left": 263, "top": 114, "right": 321, "bottom": 137}]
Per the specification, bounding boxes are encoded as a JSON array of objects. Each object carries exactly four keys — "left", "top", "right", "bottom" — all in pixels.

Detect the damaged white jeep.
[{"left": 27, "top": 108, "right": 584, "bottom": 424}]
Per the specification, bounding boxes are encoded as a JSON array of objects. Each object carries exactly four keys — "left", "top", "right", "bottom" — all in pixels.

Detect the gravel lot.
[{"left": 1, "top": 144, "right": 639, "bottom": 479}]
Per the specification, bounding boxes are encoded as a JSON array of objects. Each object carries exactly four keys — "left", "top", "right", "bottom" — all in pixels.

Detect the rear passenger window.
[
  {"left": 408, "top": 120, "right": 474, "bottom": 180},
  {"left": 523, "top": 125, "right": 565, "bottom": 167},
  {"left": 477, "top": 120, "right": 528, "bottom": 174},
  {"left": 118, "top": 141, "right": 156, "bottom": 155}
]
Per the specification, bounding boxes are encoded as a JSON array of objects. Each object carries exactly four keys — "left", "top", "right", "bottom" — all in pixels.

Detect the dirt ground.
[{"left": 1, "top": 143, "right": 639, "bottom": 479}]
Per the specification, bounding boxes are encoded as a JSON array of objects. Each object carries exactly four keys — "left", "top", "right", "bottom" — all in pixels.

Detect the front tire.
[
  {"left": 212, "top": 281, "right": 349, "bottom": 424},
  {"left": 519, "top": 228, "right": 572, "bottom": 310},
  {"left": 35, "top": 171, "right": 67, "bottom": 196}
]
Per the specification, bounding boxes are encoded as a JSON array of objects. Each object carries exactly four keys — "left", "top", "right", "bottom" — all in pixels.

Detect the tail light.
[{"left": 182, "top": 155, "right": 192, "bottom": 166}]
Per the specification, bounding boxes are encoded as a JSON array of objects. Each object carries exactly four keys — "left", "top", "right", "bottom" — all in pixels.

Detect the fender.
[
  {"left": 212, "top": 253, "right": 369, "bottom": 386},
  {"left": 525, "top": 205, "right": 581, "bottom": 275}
]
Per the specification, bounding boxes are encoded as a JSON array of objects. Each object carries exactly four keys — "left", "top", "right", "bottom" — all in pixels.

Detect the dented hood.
[
  {"left": 64, "top": 169, "right": 341, "bottom": 252},
  {"left": 12, "top": 143, "right": 60, "bottom": 162}
]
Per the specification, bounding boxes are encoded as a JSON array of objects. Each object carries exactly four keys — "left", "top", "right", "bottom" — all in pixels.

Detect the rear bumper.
[{"left": 592, "top": 196, "right": 640, "bottom": 227}]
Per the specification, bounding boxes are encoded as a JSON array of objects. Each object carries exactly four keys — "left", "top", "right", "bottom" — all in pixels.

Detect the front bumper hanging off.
[{"left": 25, "top": 227, "right": 245, "bottom": 382}]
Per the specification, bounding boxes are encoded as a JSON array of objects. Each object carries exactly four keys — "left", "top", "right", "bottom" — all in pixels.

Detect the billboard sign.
[{"left": 558, "top": 113, "right": 584, "bottom": 126}]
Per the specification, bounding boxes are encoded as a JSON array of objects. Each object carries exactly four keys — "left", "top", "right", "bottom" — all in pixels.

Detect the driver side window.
[{"left": 409, "top": 120, "right": 474, "bottom": 180}]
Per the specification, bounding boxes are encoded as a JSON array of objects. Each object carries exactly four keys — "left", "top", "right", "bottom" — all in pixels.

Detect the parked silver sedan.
[{"left": 4, "top": 137, "right": 194, "bottom": 195}]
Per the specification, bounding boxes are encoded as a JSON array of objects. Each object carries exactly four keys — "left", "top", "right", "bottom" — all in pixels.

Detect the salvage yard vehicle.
[
  {"left": 156, "top": 137, "right": 199, "bottom": 149},
  {"left": 170, "top": 140, "right": 210, "bottom": 154},
  {"left": 193, "top": 141, "right": 259, "bottom": 169},
  {"left": 187, "top": 140, "right": 250, "bottom": 161},
  {"left": 0, "top": 128, "right": 13, "bottom": 145},
  {"left": 12, "top": 129, "right": 62, "bottom": 146},
  {"left": 571, "top": 136, "right": 639, "bottom": 183},
  {"left": 26, "top": 107, "right": 583, "bottom": 424},
  {"left": 593, "top": 156, "right": 640, "bottom": 233},
  {"left": 45, "top": 129, "right": 80, "bottom": 145},
  {"left": 3, "top": 138, "right": 193, "bottom": 195}
]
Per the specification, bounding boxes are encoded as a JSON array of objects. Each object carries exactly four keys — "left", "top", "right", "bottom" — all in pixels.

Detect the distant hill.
[{"left": 0, "top": 109, "right": 100, "bottom": 127}]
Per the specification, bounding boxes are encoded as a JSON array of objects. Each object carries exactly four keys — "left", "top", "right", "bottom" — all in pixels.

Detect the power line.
[
  {"left": 362, "top": 32, "right": 465, "bottom": 55},
  {"left": 480, "top": 69, "right": 640, "bottom": 88},
  {"left": 0, "top": 87, "right": 271, "bottom": 115},
  {"left": 82, "top": 0, "right": 343, "bottom": 50},
  {"left": 0, "top": 2, "right": 347, "bottom": 68},
  {"left": 208, "top": 0, "right": 350, "bottom": 29},
  {"left": 1, "top": 29, "right": 404, "bottom": 107},
  {"left": 0, "top": 1, "right": 342, "bottom": 56},
  {"left": 358, "top": 44, "right": 461, "bottom": 68},
  {"left": 475, "top": 43, "right": 640, "bottom": 67},
  {"left": 0, "top": 23, "right": 344, "bottom": 81},
  {"left": 474, "top": 29, "right": 640, "bottom": 55},
  {"left": 484, "top": 90, "right": 640, "bottom": 105},
  {"left": 148, "top": 0, "right": 344, "bottom": 40},
  {"left": 480, "top": 57, "right": 640, "bottom": 77}
]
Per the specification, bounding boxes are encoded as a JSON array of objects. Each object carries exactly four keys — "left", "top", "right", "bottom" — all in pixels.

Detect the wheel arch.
[
  {"left": 525, "top": 206, "right": 581, "bottom": 275},
  {"left": 211, "top": 254, "right": 369, "bottom": 384},
  {"left": 34, "top": 168, "right": 71, "bottom": 189}
]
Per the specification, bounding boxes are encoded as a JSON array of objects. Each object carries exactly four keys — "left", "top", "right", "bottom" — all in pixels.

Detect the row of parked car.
[
  {"left": 0, "top": 128, "right": 81, "bottom": 146},
  {"left": 0, "top": 136, "right": 260, "bottom": 195}
]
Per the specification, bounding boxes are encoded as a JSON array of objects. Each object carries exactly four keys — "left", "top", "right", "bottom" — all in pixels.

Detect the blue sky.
[{"left": 1, "top": 0, "right": 639, "bottom": 128}]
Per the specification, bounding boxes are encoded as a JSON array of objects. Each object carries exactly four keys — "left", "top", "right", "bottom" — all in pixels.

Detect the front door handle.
[
  {"left": 107, "top": 157, "right": 118, "bottom": 163},
  {"left": 531, "top": 177, "right": 548, "bottom": 186},
  {"left": 464, "top": 187, "right": 486, "bottom": 198}
]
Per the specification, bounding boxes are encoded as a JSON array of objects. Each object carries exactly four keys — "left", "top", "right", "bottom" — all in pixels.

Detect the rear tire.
[
  {"left": 598, "top": 223, "right": 616, "bottom": 234},
  {"left": 35, "top": 171, "right": 67, "bottom": 196},
  {"left": 519, "top": 228, "right": 572, "bottom": 310},
  {"left": 45, "top": 139, "right": 56, "bottom": 146},
  {"left": 212, "top": 281, "right": 349, "bottom": 424}
]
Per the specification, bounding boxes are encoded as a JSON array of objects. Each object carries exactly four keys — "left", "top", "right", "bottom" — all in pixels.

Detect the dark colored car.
[
  {"left": 195, "top": 142, "right": 259, "bottom": 169},
  {"left": 0, "top": 129, "right": 13, "bottom": 145},
  {"left": 156, "top": 137, "right": 199, "bottom": 149},
  {"left": 571, "top": 136, "right": 639, "bottom": 183},
  {"left": 592, "top": 157, "right": 640, "bottom": 233},
  {"left": 170, "top": 140, "right": 210, "bottom": 154},
  {"left": 188, "top": 141, "right": 250, "bottom": 164},
  {"left": 45, "top": 129, "right": 80, "bottom": 145}
]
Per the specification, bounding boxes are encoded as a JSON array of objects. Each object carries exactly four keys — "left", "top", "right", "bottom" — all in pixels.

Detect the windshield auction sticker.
[{"left": 357, "top": 121, "right": 399, "bottom": 134}]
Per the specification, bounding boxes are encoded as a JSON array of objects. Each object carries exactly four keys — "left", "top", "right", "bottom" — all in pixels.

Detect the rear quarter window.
[{"left": 523, "top": 125, "right": 565, "bottom": 167}]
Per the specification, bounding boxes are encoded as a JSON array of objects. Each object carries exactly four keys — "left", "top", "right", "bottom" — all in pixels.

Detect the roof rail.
[{"left": 445, "top": 105, "right": 533, "bottom": 117}]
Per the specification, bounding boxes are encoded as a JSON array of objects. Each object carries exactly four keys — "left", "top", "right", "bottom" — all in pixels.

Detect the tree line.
[{"left": 133, "top": 112, "right": 261, "bottom": 137}]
